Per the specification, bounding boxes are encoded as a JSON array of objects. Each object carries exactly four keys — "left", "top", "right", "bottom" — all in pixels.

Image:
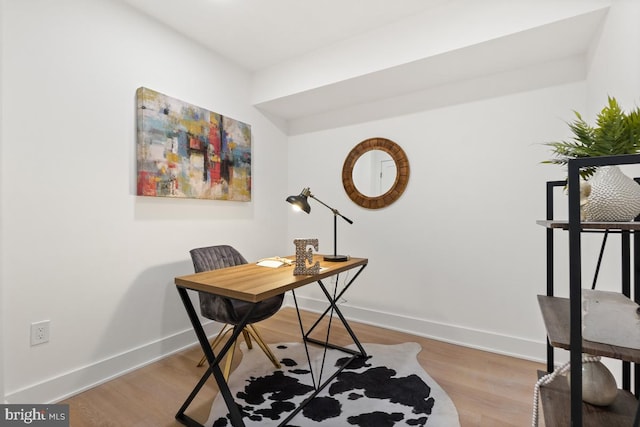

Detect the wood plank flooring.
[{"left": 59, "top": 307, "right": 545, "bottom": 426}]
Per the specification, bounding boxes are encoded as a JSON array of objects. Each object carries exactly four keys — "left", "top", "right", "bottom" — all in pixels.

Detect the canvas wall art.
[{"left": 136, "top": 87, "right": 251, "bottom": 201}]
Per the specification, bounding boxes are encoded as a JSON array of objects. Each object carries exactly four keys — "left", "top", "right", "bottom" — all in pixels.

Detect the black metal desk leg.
[
  {"left": 175, "top": 286, "right": 254, "bottom": 427},
  {"left": 315, "top": 279, "right": 367, "bottom": 356},
  {"left": 284, "top": 284, "right": 367, "bottom": 427},
  {"left": 304, "top": 265, "right": 368, "bottom": 357},
  {"left": 305, "top": 265, "right": 366, "bottom": 335}
]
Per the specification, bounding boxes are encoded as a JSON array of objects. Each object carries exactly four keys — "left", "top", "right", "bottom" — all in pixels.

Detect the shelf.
[
  {"left": 537, "top": 220, "right": 640, "bottom": 231},
  {"left": 538, "top": 295, "right": 640, "bottom": 364},
  {"left": 538, "top": 371, "right": 637, "bottom": 427},
  {"left": 540, "top": 166, "right": 640, "bottom": 425}
]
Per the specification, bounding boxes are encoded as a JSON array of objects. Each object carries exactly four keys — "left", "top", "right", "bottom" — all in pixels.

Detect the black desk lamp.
[{"left": 286, "top": 187, "right": 353, "bottom": 262}]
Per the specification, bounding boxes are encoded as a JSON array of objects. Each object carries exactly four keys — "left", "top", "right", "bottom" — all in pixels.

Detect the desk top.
[{"left": 175, "top": 255, "right": 367, "bottom": 303}]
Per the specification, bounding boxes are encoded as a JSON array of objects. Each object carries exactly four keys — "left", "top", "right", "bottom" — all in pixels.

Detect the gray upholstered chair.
[{"left": 189, "top": 245, "right": 282, "bottom": 378}]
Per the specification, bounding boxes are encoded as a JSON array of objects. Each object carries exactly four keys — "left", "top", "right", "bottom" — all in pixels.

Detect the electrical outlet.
[{"left": 30, "top": 320, "right": 50, "bottom": 346}]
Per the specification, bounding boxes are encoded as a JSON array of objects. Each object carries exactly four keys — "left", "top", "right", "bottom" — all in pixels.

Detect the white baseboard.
[
  {"left": 6, "top": 298, "right": 545, "bottom": 404},
  {"left": 283, "top": 294, "right": 546, "bottom": 363},
  {"left": 5, "top": 322, "right": 220, "bottom": 404}
]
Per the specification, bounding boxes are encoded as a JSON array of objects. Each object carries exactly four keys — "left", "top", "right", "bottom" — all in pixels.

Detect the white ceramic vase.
[
  {"left": 582, "top": 166, "right": 640, "bottom": 221},
  {"left": 567, "top": 355, "right": 618, "bottom": 406}
]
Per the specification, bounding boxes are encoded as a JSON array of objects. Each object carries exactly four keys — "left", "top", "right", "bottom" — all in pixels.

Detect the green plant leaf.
[{"left": 543, "top": 97, "right": 640, "bottom": 179}]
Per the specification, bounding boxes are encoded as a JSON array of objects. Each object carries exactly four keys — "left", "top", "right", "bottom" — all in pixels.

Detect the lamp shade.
[{"left": 286, "top": 188, "right": 311, "bottom": 213}]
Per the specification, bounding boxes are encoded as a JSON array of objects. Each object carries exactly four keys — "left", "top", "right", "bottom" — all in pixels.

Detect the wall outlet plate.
[{"left": 31, "top": 320, "right": 50, "bottom": 346}]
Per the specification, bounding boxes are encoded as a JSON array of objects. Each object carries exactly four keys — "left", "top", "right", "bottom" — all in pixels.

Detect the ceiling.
[
  {"left": 119, "top": 0, "right": 450, "bottom": 71},
  {"left": 119, "top": 0, "right": 610, "bottom": 134}
]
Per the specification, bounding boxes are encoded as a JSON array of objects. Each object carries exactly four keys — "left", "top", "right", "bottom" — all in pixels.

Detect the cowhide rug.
[{"left": 206, "top": 342, "right": 460, "bottom": 427}]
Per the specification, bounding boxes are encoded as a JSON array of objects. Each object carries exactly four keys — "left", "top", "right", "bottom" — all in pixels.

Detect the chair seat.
[{"left": 199, "top": 293, "right": 284, "bottom": 325}]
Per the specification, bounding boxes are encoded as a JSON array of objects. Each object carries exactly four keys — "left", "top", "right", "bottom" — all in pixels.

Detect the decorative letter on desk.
[{"left": 294, "top": 239, "right": 320, "bottom": 275}]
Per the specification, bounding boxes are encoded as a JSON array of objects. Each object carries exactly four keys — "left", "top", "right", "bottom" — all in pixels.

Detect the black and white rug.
[{"left": 206, "top": 342, "right": 460, "bottom": 426}]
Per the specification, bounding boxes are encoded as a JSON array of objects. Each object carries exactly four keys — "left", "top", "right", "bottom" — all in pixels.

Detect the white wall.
[
  {"left": 0, "top": 0, "right": 5, "bottom": 404},
  {"left": 586, "top": 0, "right": 640, "bottom": 114},
  {"left": 286, "top": 0, "right": 640, "bottom": 364},
  {"left": 287, "top": 84, "right": 583, "bottom": 360},
  {"left": 1, "top": 0, "right": 288, "bottom": 403}
]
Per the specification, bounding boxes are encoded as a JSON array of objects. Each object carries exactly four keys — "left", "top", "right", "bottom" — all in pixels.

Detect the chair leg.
[
  {"left": 197, "top": 324, "right": 234, "bottom": 367},
  {"left": 242, "top": 328, "right": 253, "bottom": 349},
  {"left": 246, "top": 324, "right": 281, "bottom": 369},
  {"left": 197, "top": 324, "right": 280, "bottom": 376},
  {"left": 222, "top": 338, "right": 238, "bottom": 380}
]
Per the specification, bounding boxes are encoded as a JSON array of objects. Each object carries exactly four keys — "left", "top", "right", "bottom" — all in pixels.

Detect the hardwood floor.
[{"left": 59, "top": 307, "right": 545, "bottom": 426}]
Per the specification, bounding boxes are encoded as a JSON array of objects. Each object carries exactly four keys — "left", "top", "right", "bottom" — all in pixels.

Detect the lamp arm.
[{"left": 309, "top": 194, "right": 353, "bottom": 224}]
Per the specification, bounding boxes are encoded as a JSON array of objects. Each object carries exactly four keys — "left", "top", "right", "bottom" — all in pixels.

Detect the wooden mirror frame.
[{"left": 342, "top": 137, "right": 410, "bottom": 209}]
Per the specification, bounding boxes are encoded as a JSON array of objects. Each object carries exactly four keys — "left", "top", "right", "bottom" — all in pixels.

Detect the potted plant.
[{"left": 544, "top": 96, "right": 640, "bottom": 221}]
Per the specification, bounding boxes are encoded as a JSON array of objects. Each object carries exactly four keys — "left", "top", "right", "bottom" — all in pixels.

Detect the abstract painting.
[{"left": 136, "top": 87, "right": 251, "bottom": 201}]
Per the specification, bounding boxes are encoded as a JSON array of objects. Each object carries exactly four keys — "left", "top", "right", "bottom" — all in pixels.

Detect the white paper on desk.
[
  {"left": 257, "top": 259, "right": 285, "bottom": 268},
  {"left": 257, "top": 257, "right": 293, "bottom": 268}
]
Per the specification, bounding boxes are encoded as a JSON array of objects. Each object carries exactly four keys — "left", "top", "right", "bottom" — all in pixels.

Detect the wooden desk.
[
  {"left": 174, "top": 255, "right": 368, "bottom": 427},
  {"left": 175, "top": 255, "right": 367, "bottom": 303}
]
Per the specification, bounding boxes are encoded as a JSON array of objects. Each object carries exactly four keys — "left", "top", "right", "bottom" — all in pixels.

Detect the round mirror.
[
  {"left": 342, "top": 138, "right": 409, "bottom": 209},
  {"left": 352, "top": 150, "right": 396, "bottom": 197}
]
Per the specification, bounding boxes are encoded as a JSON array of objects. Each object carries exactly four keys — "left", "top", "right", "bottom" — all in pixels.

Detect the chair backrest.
[
  {"left": 190, "top": 245, "right": 248, "bottom": 272},
  {"left": 189, "top": 245, "right": 283, "bottom": 325},
  {"left": 189, "top": 245, "right": 251, "bottom": 324}
]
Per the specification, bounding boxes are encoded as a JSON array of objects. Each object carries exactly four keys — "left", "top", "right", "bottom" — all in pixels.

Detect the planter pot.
[{"left": 582, "top": 166, "right": 640, "bottom": 221}]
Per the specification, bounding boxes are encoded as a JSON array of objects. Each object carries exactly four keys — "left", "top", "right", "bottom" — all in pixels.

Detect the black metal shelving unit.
[{"left": 538, "top": 154, "right": 640, "bottom": 426}]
